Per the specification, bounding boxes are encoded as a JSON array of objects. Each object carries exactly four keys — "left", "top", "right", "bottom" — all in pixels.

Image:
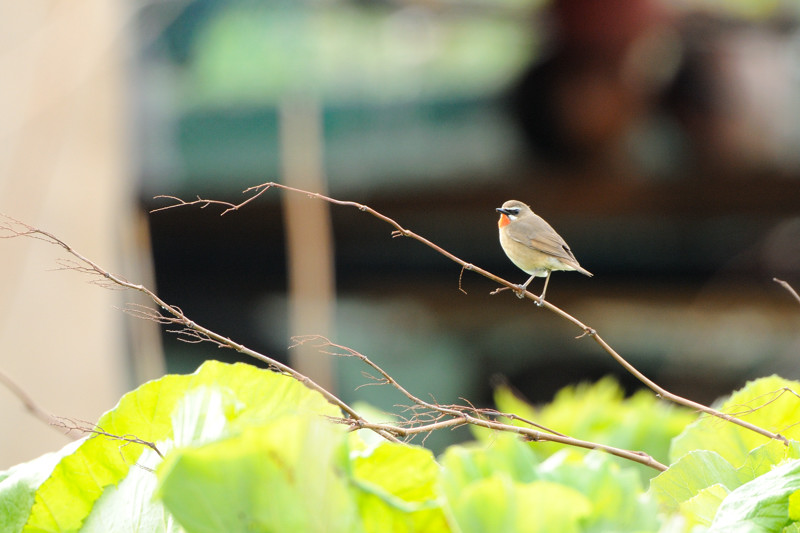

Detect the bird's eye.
[{"left": 508, "top": 208, "right": 520, "bottom": 215}]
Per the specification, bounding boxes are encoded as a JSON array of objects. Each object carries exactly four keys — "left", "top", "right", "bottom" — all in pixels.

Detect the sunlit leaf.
[
  {"left": 21, "top": 360, "right": 340, "bottom": 532},
  {"left": 711, "top": 458, "right": 800, "bottom": 531},
  {"left": 0, "top": 439, "right": 83, "bottom": 533},
  {"left": 670, "top": 375, "right": 800, "bottom": 467},
  {"left": 350, "top": 442, "right": 447, "bottom": 532},
  {"left": 158, "top": 414, "right": 360, "bottom": 533}
]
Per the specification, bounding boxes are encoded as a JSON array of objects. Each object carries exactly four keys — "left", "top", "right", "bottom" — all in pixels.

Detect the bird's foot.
[{"left": 513, "top": 285, "right": 527, "bottom": 299}]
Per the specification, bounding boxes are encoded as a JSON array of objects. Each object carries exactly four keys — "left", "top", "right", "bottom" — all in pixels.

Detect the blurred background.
[{"left": 2, "top": 0, "right": 800, "bottom": 465}]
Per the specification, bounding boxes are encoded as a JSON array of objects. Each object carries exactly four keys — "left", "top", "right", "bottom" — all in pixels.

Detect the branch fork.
[{"left": 3, "top": 186, "right": 796, "bottom": 470}]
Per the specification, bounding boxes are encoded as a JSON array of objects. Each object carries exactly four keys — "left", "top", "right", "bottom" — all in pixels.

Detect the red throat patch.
[{"left": 498, "top": 213, "right": 511, "bottom": 228}]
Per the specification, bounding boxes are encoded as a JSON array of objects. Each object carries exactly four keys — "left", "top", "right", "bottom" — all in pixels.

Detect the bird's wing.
[{"left": 505, "top": 215, "right": 581, "bottom": 266}]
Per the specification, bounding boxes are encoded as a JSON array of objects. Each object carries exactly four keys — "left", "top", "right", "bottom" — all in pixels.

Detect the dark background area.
[{"left": 136, "top": 0, "right": 800, "bottom": 450}]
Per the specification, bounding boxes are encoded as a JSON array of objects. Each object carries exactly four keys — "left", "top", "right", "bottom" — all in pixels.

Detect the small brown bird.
[{"left": 497, "top": 200, "right": 592, "bottom": 302}]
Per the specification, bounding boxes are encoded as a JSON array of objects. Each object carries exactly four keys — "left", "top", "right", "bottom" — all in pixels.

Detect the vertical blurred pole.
[
  {"left": 279, "top": 98, "right": 336, "bottom": 392},
  {"left": 0, "top": 1, "right": 154, "bottom": 467}
]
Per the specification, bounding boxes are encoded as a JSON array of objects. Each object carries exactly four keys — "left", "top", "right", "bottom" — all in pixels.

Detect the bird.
[{"left": 496, "top": 199, "right": 592, "bottom": 303}]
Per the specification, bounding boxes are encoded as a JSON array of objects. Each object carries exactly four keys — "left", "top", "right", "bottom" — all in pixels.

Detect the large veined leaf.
[
  {"left": 0, "top": 439, "right": 84, "bottom": 533},
  {"left": 13, "top": 360, "right": 341, "bottom": 532},
  {"left": 78, "top": 385, "right": 247, "bottom": 533},
  {"left": 649, "top": 450, "right": 739, "bottom": 527},
  {"left": 736, "top": 439, "right": 800, "bottom": 484},
  {"left": 650, "top": 443, "right": 800, "bottom": 528},
  {"left": 22, "top": 375, "right": 187, "bottom": 532},
  {"left": 670, "top": 375, "right": 800, "bottom": 467},
  {"left": 710, "top": 458, "right": 800, "bottom": 531},
  {"left": 157, "top": 413, "right": 361, "bottom": 533},
  {"left": 650, "top": 450, "right": 740, "bottom": 510},
  {"left": 79, "top": 445, "right": 179, "bottom": 533},
  {"left": 679, "top": 484, "right": 730, "bottom": 529},
  {"left": 348, "top": 441, "right": 448, "bottom": 533},
  {"left": 158, "top": 418, "right": 452, "bottom": 533},
  {"left": 651, "top": 376, "right": 800, "bottom": 528}
]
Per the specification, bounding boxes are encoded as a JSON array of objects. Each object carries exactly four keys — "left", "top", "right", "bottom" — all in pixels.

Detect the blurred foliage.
[
  {"left": 440, "top": 437, "right": 659, "bottom": 533},
  {"left": 489, "top": 376, "right": 696, "bottom": 481},
  {"left": 676, "top": 0, "right": 800, "bottom": 19},
  {"left": 5, "top": 363, "right": 800, "bottom": 531},
  {"left": 153, "top": 0, "right": 800, "bottom": 111},
  {"left": 179, "top": 3, "right": 536, "bottom": 108}
]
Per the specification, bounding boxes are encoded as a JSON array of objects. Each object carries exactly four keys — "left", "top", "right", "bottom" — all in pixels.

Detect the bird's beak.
[{"left": 496, "top": 207, "right": 510, "bottom": 215}]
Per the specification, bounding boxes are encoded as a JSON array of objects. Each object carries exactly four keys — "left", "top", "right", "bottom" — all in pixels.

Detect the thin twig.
[
  {"left": 152, "top": 183, "right": 790, "bottom": 446},
  {"left": 3, "top": 185, "right": 790, "bottom": 471},
  {"left": 292, "top": 334, "right": 666, "bottom": 471},
  {"left": 0, "top": 367, "right": 62, "bottom": 430},
  {"left": 774, "top": 278, "right": 800, "bottom": 306},
  {"left": 52, "top": 417, "right": 164, "bottom": 459},
  {"left": 0, "top": 214, "right": 399, "bottom": 445},
  {"left": 0, "top": 211, "right": 667, "bottom": 469}
]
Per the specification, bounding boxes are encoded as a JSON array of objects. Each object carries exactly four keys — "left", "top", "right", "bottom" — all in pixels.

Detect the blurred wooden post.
[
  {"left": 279, "top": 98, "right": 336, "bottom": 391},
  {"left": 0, "top": 1, "right": 161, "bottom": 467}
]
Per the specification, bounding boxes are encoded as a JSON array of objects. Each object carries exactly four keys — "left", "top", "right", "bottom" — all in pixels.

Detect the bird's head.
[{"left": 496, "top": 200, "right": 531, "bottom": 227}]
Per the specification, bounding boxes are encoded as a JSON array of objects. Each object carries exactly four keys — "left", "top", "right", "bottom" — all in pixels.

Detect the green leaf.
[
  {"left": 439, "top": 434, "right": 540, "bottom": 494},
  {"left": 157, "top": 414, "right": 361, "bottom": 533},
  {"left": 23, "top": 374, "right": 187, "bottom": 533},
  {"left": 492, "top": 377, "right": 692, "bottom": 480},
  {"left": 651, "top": 442, "right": 800, "bottom": 527},
  {"left": 670, "top": 375, "right": 800, "bottom": 467},
  {"left": 650, "top": 451, "right": 740, "bottom": 510},
  {"left": 442, "top": 471, "right": 590, "bottom": 533},
  {"left": 789, "top": 490, "right": 800, "bottom": 521},
  {"left": 20, "top": 360, "right": 341, "bottom": 532},
  {"left": 539, "top": 450, "right": 659, "bottom": 532},
  {"left": 656, "top": 377, "right": 800, "bottom": 528},
  {"left": 510, "top": 481, "right": 591, "bottom": 533},
  {"left": 710, "top": 458, "right": 800, "bottom": 531},
  {"left": 79, "top": 385, "right": 241, "bottom": 533},
  {"left": 649, "top": 450, "right": 739, "bottom": 526},
  {"left": 679, "top": 484, "right": 730, "bottom": 527},
  {"left": 349, "top": 441, "right": 448, "bottom": 532},
  {"left": 736, "top": 439, "right": 800, "bottom": 484},
  {"left": 80, "top": 446, "right": 178, "bottom": 533},
  {"left": 0, "top": 439, "right": 83, "bottom": 533},
  {"left": 438, "top": 437, "right": 541, "bottom": 532},
  {"left": 439, "top": 434, "right": 657, "bottom": 532},
  {"left": 447, "top": 473, "right": 518, "bottom": 533}
]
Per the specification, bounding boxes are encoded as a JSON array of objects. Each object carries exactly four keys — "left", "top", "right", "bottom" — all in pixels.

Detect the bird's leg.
[
  {"left": 536, "top": 271, "right": 551, "bottom": 306},
  {"left": 515, "top": 274, "right": 536, "bottom": 299}
]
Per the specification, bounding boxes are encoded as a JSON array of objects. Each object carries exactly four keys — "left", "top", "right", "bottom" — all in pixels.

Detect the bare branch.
[
  {"left": 458, "top": 263, "right": 472, "bottom": 295},
  {"left": 1, "top": 206, "right": 670, "bottom": 469},
  {"left": 4, "top": 185, "right": 791, "bottom": 472},
  {"left": 151, "top": 185, "right": 272, "bottom": 216},
  {"left": 774, "top": 278, "right": 800, "bottom": 306},
  {"left": 150, "top": 195, "right": 237, "bottom": 215},
  {"left": 153, "top": 183, "right": 791, "bottom": 447},
  {"left": 0, "top": 213, "right": 399, "bottom": 444},
  {"left": 291, "top": 335, "right": 666, "bottom": 470},
  {"left": 0, "top": 367, "right": 67, "bottom": 434},
  {"left": 52, "top": 417, "right": 164, "bottom": 460}
]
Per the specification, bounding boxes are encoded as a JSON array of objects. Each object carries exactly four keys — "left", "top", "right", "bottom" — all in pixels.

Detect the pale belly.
[{"left": 499, "top": 230, "right": 576, "bottom": 276}]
